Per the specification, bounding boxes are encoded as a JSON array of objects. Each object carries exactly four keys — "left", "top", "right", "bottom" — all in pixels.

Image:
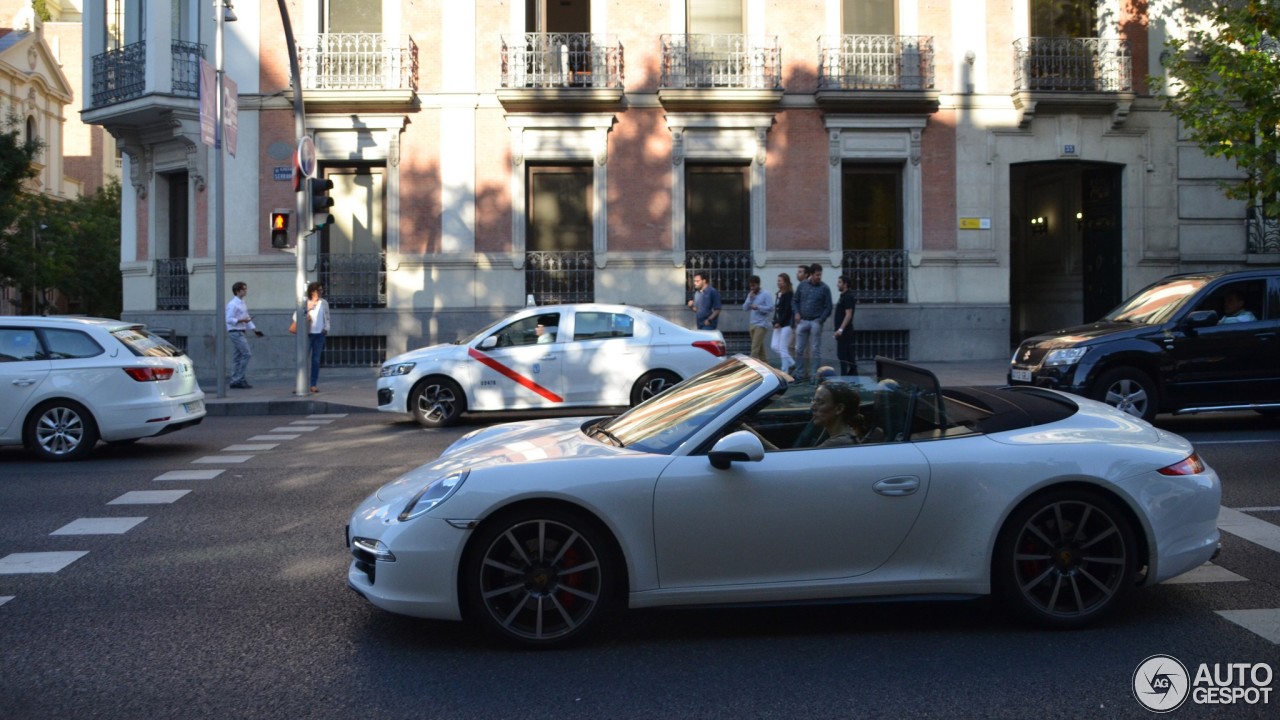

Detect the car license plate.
[
  {"left": 184, "top": 400, "right": 204, "bottom": 414},
  {"left": 1010, "top": 369, "right": 1033, "bottom": 383}
]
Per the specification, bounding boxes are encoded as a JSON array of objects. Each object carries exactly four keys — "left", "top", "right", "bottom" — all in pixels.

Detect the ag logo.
[{"left": 1134, "top": 654, "right": 1190, "bottom": 712}]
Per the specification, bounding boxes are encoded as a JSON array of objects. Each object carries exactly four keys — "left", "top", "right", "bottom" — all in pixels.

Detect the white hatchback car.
[
  {"left": 0, "top": 317, "right": 206, "bottom": 460},
  {"left": 377, "top": 303, "right": 726, "bottom": 427}
]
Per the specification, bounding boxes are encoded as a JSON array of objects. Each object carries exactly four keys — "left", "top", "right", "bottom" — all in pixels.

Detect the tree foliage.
[{"left": 1153, "top": 1, "right": 1280, "bottom": 215}]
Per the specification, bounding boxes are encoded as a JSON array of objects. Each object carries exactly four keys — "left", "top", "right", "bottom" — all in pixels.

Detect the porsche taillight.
[
  {"left": 123, "top": 367, "right": 175, "bottom": 382},
  {"left": 693, "top": 340, "right": 726, "bottom": 357},
  {"left": 1158, "top": 453, "right": 1205, "bottom": 476}
]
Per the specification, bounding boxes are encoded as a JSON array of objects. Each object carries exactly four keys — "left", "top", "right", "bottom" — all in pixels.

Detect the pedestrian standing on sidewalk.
[
  {"left": 771, "top": 272, "right": 795, "bottom": 374},
  {"left": 790, "top": 264, "right": 809, "bottom": 359},
  {"left": 305, "top": 281, "right": 330, "bottom": 393},
  {"left": 742, "top": 275, "right": 773, "bottom": 363},
  {"left": 793, "top": 264, "right": 832, "bottom": 381},
  {"left": 834, "top": 274, "right": 859, "bottom": 376},
  {"left": 225, "top": 281, "right": 261, "bottom": 389},
  {"left": 687, "top": 270, "right": 722, "bottom": 330}
]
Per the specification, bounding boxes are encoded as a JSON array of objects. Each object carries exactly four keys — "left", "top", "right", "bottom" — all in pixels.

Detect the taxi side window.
[
  {"left": 573, "top": 312, "right": 634, "bottom": 341},
  {"left": 495, "top": 314, "right": 561, "bottom": 347},
  {"left": 0, "top": 328, "right": 43, "bottom": 362},
  {"left": 42, "top": 329, "right": 104, "bottom": 360}
]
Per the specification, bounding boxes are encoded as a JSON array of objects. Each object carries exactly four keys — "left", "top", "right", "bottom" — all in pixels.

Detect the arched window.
[{"left": 25, "top": 116, "right": 36, "bottom": 145}]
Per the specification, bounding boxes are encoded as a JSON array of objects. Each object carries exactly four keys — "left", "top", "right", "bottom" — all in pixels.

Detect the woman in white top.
[{"left": 305, "top": 281, "right": 331, "bottom": 393}]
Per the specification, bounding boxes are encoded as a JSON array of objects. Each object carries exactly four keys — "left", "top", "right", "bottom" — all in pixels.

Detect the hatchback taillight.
[
  {"left": 693, "top": 340, "right": 726, "bottom": 357},
  {"left": 124, "top": 367, "right": 175, "bottom": 382},
  {"left": 1158, "top": 453, "right": 1205, "bottom": 476}
]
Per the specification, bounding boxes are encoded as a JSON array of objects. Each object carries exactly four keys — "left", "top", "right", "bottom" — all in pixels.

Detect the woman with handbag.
[{"left": 304, "top": 282, "right": 330, "bottom": 393}]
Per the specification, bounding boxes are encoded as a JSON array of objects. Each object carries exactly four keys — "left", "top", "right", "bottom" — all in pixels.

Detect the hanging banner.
[
  {"left": 199, "top": 59, "right": 215, "bottom": 147},
  {"left": 223, "top": 74, "right": 239, "bottom": 157}
]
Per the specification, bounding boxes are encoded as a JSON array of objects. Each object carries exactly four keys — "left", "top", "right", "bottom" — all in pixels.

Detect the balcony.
[
  {"left": 525, "top": 251, "right": 595, "bottom": 305},
  {"left": 155, "top": 258, "right": 190, "bottom": 311},
  {"left": 498, "top": 34, "right": 624, "bottom": 113},
  {"left": 85, "top": 41, "right": 205, "bottom": 129},
  {"left": 815, "top": 36, "right": 939, "bottom": 114},
  {"left": 685, "top": 250, "right": 754, "bottom": 305},
  {"left": 659, "top": 34, "right": 783, "bottom": 112},
  {"left": 1247, "top": 207, "right": 1280, "bottom": 255},
  {"left": 1011, "top": 37, "right": 1135, "bottom": 127},
  {"left": 296, "top": 34, "right": 418, "bottom": 107},
  {"left": 841, "top": 250, "right": 908, "bottom": 304},
  {"left": 318, "top": 252, "right": 387, "bottom": 308}
]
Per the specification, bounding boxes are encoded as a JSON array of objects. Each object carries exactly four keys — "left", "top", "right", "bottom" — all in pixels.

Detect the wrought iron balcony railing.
[
  {"left": 155, "top": 258, "right": 189, "bottom": 311},
  {"left": 660, "top": 34, "right": 781, "bottom": 89},
  {"left": 817, "top": 35, "right": 935, "bottom": 91},
  {"left": 318, "top": 252, "right": 387, "bottom": 308},
  {"left": 91, "top": 41, "right": 147, "bottom": 107},
  {"left": 1247, "top": 207, "right": 1280, "bottom": 254},
  {"left": 685, "top": 250, "right": 754, "bottom": 305},
  {"left": 501, "top": 34, "right": 623, "bottom": 88},
  {"left": 1013, "top": 37, "right": 1131, "bottom": 92},
  {"left": 171, "top": 41, "right": 204, "bottom": 98},
  {"left": 298, "top": 34, "right": 418, "bottom": 91},
  {"left": 841, "top": 250, "right": 908, "bottom": 304},
  {"left": 526, "top": 251, "right": 595, "bottom": 305}
]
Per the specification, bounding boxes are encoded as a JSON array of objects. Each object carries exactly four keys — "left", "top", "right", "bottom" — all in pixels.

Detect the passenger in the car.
[
  {"left": 1219, "top": 290, "right": 1258, "bottom": 324},
  {"left": 808, "top": 382, "right": 881, "bottom": 447}
]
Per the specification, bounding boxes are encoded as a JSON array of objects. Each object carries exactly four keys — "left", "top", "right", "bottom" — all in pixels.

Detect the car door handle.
[
  {"left": 873, "top": 476, "right": 920, "bottom": 497},
  {"left": 1256, "top": 332, "right": 1277, "bottom": 342},
  {"left": 11, "top": 379, "right": 37, "bottom": 387}
]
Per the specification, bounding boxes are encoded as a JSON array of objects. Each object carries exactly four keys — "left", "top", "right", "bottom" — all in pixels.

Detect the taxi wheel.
[
  {"left": 24, "top": 400, "right": 99, "bottom": 461},
  {"left": 411, "top": 377, "right": 466, "bottom": 428},
  {"left": 630, "top": 370, "right": 680, "bottom": 406}
]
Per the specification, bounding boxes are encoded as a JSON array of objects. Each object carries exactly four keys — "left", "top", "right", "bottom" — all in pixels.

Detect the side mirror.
[
  {"left": 1183, "top": 310, "right": 1219, "bottom": 329},
  {"left": 479, "top": 336, "right": 498, "bottom": 349},
  {"left": 708, "top": 430, "right": 765, "bottom": 470}
]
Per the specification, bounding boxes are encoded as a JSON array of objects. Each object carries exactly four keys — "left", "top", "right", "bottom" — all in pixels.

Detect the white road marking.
[
  {"left": 307, "top": 414, "right": 347, "bottom": 418},
  {"left": 1234, "top": 506, "right": 1280, "bottom": 513},
  {"left": 222, "top": 444, "right": 278, "bottom": 452},
  {"left": 108, "top": 490, "right": 191, "bottom": 505},
  {"left": 272, "top": 425, "right": 318, "bottom": 432},
  {"left": 248, "top": 434, "right": 300, "bottom": 441},
  {"left": 154, "top": 469, "right": 224, "bottom": 481},
  {"left": 1216, "top": 610, "right": 1280, "bottom": 644},
  {"left": 1218, "top": 506, "right": 1280, "bottom": 554},
  {"left": 291, "top": 419, "right": 334, "bottom": 425},
  {"left": 51, "top": 518, "right": 147, "bottom": 535},
  {"left": 0, "top": 596, "right": 12, "bottom": 607},
  {"left": 192, "top": 455, "right": 253, "bottom": 464},
  {"left": 1162, "top": 562, "right": 1247, "bottom": 584},
  {"left": 0, "top": 551, "right": 88, "bottom": 574}
]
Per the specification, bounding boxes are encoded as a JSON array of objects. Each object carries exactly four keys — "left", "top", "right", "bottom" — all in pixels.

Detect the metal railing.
[
  {"left": 841, "top": 250, "right": 908, "bottom": 303},
  {"left": 1247, "top": 208, "right": 1280, "bottom": 254},
  {"left": 321, "top": 335, "right": 386, "bottom": 367},
  {"left": 155, "top": 258, "right": 189, "bottom": 311},
  {"left": 501, "top": 33, "right": 623, "bottom": 88},
  {"left": 318, "top": 252, "right": 387, "bottom": 308},
  {"left": 1013, "top": 37, "right": 1131, "bottom": 92},
  {"left": 817, "top": 35, "right": 935, "bottom": 90},
  {"left": 660, "top": 34, "right": 781, "bottom": 89},
  {"left": 525, "top": 251, "right": 595, "bottom": 305},
  {"left": 852, "top": 330, "right": 909, "bottom": 361},
  {"left": 91, "top": 41, "right": 147, "bottom": 107},
  {"left": 171, "top": 41, "right": 204, "bottom": 97},
  {"left": 298, "top": 34, "right": 418, "bottom": 91},
  {"left": 685, "top": 250, "right": 754, "bottom": 305}
]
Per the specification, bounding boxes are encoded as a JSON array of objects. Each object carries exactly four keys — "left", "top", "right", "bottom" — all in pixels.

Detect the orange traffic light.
[{"left": 270, "top": 211, "right": 290, "bottom": 248}]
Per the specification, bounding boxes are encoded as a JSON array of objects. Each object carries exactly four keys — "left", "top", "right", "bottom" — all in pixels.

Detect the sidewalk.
[{"left": 200, "top": 358, "right": 1012, "bottom": 418}]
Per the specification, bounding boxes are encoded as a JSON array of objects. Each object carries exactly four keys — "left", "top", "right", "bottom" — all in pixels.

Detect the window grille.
[
  {"left": 322, "top": 335, "right": 386, "bottom": 367},
  {"left": 841, "top": 250, "right": 908, "bottom": 304},
  {"left": 525, "top": 251, "right": 595, "bottom": 305},
  {"left": 155, "top": 258, "right": 189, "bottom": 311},
  {"left": 685, "top": 250, "right": 754, "bottom": 305},
  {"left": 852, "top": 330, "right": 909, "bottom": 362}
]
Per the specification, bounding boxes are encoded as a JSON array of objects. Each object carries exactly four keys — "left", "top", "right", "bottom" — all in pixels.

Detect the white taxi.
[{"left": 377, "top": 304, "right": 726, "bottom": 427}]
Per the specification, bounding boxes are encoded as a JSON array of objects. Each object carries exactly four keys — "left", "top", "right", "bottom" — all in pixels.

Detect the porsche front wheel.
[
  {"left": 464, "top": 508, "right": 614, "bottom": 647},
  {"left": 994, "top": 489, "right": 1138, "bottom": 629}
]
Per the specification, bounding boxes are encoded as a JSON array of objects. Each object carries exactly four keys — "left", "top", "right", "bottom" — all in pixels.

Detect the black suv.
[{"left": 1008, "top": 269, "right": 1280, "bottom": 421}]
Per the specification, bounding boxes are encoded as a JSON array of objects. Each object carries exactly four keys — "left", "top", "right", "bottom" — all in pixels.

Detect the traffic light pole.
[{"left": 275, "top": 0, "right": 310, "bottom": 397}]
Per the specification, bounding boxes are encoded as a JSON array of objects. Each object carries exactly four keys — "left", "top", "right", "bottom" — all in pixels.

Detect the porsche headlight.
[
  {"left": 1043, "top": 347, "right": 1089, "bottom": 366},
  {"left": 398, "top": 470, "right": 469, "bottom": 521},
  {"left": 380, "top": 362, "right": 416, "bottom": 377}
]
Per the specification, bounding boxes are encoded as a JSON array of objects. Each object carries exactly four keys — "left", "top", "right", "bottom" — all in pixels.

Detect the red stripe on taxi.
[{"left": 467, "top": 347, "right": 564, "bottom": 403}]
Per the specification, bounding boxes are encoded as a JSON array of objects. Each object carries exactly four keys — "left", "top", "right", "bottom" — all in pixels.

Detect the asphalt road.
[{"left": 0, "top": 410, "right": 1277, "bottom": 719}]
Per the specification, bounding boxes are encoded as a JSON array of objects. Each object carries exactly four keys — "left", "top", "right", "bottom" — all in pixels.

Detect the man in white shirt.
[{"left": 224, "top": 281, "right": 260, "bottom": 388}]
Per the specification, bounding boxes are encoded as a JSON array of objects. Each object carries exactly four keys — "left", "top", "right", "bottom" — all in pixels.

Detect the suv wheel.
[{"left": 1092, "top": 367, "right": 1157, "bottom": 422}]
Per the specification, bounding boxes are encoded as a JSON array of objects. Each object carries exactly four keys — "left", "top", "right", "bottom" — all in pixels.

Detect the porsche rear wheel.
[
  {"left": 410, "top": 377, "right": 465, "bottom": 428},
  {"left": 464, "top": 508, "right": 614, "bottom": 647},
  {"left": 994, "top": 489, "right": 1138, "bottom": 629},
  {"left": 630, "top": 370, "right": 680, "bottom": 406}
]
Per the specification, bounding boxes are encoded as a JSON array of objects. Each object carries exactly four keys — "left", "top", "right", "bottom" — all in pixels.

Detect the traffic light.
[
  {"left": 309, "top": 177, "right": 335, "bottom": 230},
  {"left": 269, "top": 210, "right": 290, "bottom": 248}
]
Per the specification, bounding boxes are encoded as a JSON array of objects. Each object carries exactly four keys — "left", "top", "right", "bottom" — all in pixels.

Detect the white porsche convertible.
[{"left": 347, "top": 356, "right": 1222, "bottom": 646}]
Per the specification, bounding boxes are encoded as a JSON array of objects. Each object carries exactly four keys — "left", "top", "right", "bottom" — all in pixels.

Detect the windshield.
[
  {"left": 112, "top": 327, "right": 183, "bottom": 358},
  {"left": 596, "top": 359, "right": 764, "bottom": 454},
  {"left": 1103, "top": 276, "right": 1211, "bottom": 325}
]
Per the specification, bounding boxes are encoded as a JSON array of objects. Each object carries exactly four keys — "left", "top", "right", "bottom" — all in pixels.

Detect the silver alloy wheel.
[
  {"left": 632, "top": 370, "right": 680, "bottom": 405},
  {"left": 1008, "top": 498, "right": 1129, "bottom": 619},
  {"left": 412, "top": 378, "right": 463, "bottom": 427},
  {"left": 34, "top": 406, "right": 88, "bottom": 457},
  {"left": 1102, "top": 378, "right": 1149, "bottom": 418},
  {"left": 476, "top": 518, "right": 604, "bottom": 643}
]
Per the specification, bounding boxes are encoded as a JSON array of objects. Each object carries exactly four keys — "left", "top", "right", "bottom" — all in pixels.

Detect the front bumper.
[
  {"left": 346, "top": 503, "right": 468, "bottom": 621},
  {"left": 376, "top": 376, "right": 408, "bottom": 414},
  {"left": 1007, "top": 362, "right": 1089, "bottom": 395}
]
